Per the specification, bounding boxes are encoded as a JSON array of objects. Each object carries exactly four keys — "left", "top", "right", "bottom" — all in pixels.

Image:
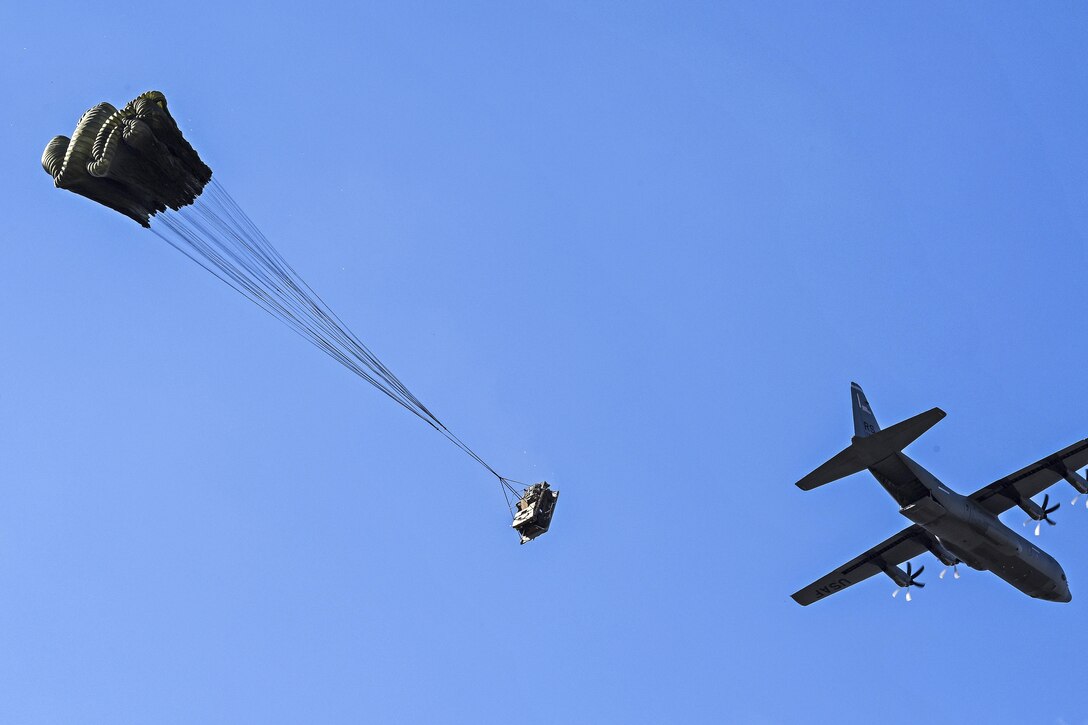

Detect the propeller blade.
[
  {"left": 1035, "top": 521, "right": 1042, "bottom": 536},
  {"left": 913, "top": 565, "right": 925, "bottom": 579},
  {"left": 905, "top": 590, "right": 912, "bottom": 602},
  {"left": 914, "top": 581, "right": 925, "bottom": 589},
  {"left": 1073, "top": 494, "right": 1082, "bottom": 507},
  {"left": 953, "top": 566, "right": 961, "bottom": 580},
  {"left": 892, "top": 588, "right": 899, "bottom": 598},
  {"left": 939, "top": 568, "right": 947, "bottom": 579}
]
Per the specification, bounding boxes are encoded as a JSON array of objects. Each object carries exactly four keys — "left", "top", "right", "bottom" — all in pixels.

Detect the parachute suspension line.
[
  {"left": 151, "top": 178, "right": 514, "bottom": 495},
  {"left": 500, "top": 480, "right": 515, "bottom": 516},
  {"left": 500, "top": 477, "right": 521, "bottom": 496},
  {"left": 205, "top": 182, "right": 516, "bottom": 489}
]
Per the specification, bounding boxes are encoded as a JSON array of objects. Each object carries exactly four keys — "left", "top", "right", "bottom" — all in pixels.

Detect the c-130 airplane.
[{"left": 792, "top": 383, "right": 1088, "bottom": 605}]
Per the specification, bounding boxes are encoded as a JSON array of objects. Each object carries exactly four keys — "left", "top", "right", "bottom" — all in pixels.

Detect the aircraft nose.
[{"left": 1041, "top": 582, "right": 1072, "bottom": 603}]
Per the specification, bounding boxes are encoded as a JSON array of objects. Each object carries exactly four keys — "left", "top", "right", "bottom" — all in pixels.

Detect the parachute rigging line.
[
  {"left": 151, "top": 179, "right": 521, "bottom": 499},
  {"left": 40, "top": 90, "right": 522, "bottom": 503}
]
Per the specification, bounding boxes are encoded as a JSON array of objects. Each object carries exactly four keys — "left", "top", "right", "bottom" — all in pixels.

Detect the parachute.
[
  {"left": 43, "top": 91, "right": 557, "bottom": 542},
  {"left": 42, "top": 92, "right": 210, "bottom": 226}
]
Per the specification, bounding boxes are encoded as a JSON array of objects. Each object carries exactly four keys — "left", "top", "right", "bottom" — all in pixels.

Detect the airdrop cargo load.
[{"left": 512, "top": 482, "right": 558, "bottom": 544}]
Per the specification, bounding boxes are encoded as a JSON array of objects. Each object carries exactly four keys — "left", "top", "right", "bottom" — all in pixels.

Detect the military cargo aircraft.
[{"left": 792, "top": 383, "right": 1088, "bottom": 605}]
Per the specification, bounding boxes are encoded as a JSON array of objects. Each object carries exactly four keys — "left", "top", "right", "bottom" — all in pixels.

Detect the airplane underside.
[
  {"left": 918, "top": 516, "right": 1070, "bottom": 602},
  {"left": 881, "top": 456, "right": 1071, "bottom": 602},
  {"left": 791, "top": 382, "right": 1087, "bottom": 606}
]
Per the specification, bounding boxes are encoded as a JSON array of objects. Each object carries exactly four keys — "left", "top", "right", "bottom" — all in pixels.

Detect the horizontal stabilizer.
[{"left": 796, "top": 407, "right": 946, "bottom": 491}]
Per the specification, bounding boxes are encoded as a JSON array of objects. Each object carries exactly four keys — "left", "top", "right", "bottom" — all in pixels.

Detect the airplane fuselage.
[{"left": 869, "top": 451, "right": 1071, "bottom": 602}]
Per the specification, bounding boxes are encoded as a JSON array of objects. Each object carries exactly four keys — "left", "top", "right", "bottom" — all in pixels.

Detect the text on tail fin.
[{"left": 851, "top": 382, "right": 880, "bottom": 438}]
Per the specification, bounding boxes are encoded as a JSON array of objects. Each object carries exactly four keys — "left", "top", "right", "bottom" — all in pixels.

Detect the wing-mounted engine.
[
  {"left": 920, "top": 532, "right": 965, "bottom": 580},
  {"left": 920, "top": 533, "right": 957, "bottom": 566},
  {"left": 1055, "top": 464, "right": 1088, "bottom": 506},
  {"left": 1017, "top": 494, "right": 1060, "bottom": 536},
  {"left": 879, "top": 560, "right": 926, "bottom": 601}
]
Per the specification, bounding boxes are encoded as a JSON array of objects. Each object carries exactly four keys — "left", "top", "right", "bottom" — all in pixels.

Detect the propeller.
[
  {"left": 1072, "top": 491, "right": 1088, "bottom": 508},
  {"left": 939, "top": 563, "right": 961, "bottom": 580},
  {"left": 1022, "top": 494, "right": 1060, "bottom": 536},
  {"left": 891, "top": 562, "right": 926, "bottom": 601}
]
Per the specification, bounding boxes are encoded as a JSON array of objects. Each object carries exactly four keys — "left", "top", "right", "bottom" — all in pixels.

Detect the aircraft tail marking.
[
  {"left": 851, "top": 382, "right": 880, "bottom": 438},
  {"left": 796, "top": 399, "right": 945, "bottom": 491}
]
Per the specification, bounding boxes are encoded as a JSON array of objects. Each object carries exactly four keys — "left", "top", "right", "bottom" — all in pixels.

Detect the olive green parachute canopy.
[{"left": 42, "top": 91, "right": 211, "bottom": 227}]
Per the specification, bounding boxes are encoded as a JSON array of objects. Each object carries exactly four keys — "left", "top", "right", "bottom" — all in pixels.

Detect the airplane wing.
[
  {"left": 791, "top": 525, "right": 929, "bottom": 606},
  {"left": 969, "top": 437, "right": 1088, "bottom": 516}
]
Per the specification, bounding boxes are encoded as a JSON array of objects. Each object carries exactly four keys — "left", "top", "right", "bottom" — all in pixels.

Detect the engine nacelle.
[
  {"left": 922, "top": 534, "right": 958, "bottom": 567},
  {"left": 1058, "top": 464, "right": 1088, "bottom": 495},
  {"left": 1018, "top": 498, "right": 1046, "bottom": 521}
]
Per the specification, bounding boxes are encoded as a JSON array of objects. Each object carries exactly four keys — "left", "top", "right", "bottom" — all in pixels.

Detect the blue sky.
[{"left": 3, "top": 2, "right": 1088, "bottom": 723}]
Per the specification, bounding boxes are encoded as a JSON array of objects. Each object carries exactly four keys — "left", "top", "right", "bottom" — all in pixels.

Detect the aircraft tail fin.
[
  {"left": 851, "top": 382, "right": 880, "bottom": 438},
  {"left": 796, "top": 404, "right": 946, "bottom": 491}
]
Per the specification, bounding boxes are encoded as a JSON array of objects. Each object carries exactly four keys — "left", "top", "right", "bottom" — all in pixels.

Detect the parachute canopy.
[{"left": 42, "top": 91, "right": 211, "bottom": 227}]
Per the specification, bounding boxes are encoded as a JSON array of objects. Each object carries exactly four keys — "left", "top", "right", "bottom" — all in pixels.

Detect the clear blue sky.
[{"left": 2, "top": 2, "right": 1088, "bottom": 723}]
